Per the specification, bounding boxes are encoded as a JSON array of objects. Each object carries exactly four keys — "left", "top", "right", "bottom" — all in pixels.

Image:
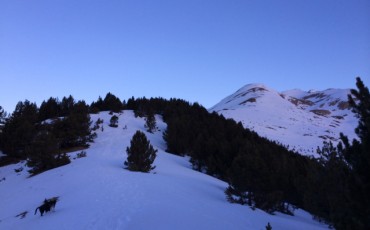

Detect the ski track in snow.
[{"left": 0, "top": 111, "right": 328, "bottom": 230}]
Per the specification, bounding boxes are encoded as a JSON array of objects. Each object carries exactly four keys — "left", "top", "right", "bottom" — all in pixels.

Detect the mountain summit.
[{"left": 210, "top": 84, "right": 358, "bottom": 156}]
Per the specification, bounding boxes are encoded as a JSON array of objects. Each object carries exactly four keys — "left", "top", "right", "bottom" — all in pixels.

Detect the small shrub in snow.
[
  {"left": 92, "top": 118, "right": 103, "bottom": 131},
  {"left": 76, "top": 151, "right": 87, "bottom": 159},
  {"left": 90, "top": 132, "right": 97, "bottom": 140},
  {"left": 15, "top": 211, "right": 28, "bottom": 219},
  {"left": 14, "top": 167, "right": 23, "bottom": 173}
]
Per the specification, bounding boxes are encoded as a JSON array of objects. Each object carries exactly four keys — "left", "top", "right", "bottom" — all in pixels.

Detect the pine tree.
[
  {"left": 0, "top": 105, "right": 7, "bottom": 124},
  {"left": 103, "top": 92, "right": 123, "bottom": 112},
  {"left": 109, "top": 115, "right": 119, "bottom": 127},
  {"left": 336, "top": 77, "right": 370, "bottom": 229},
  {"left": 1, "top": 101, "right": 38, "bottom": 158},
  {"left": 68, "top": 100, "right": 93, "bottom": 146},
  {"left": 347, "top": 77, "right": 370, "bottom": 146},
  {"left": 0, "top": 106, "right": 7, "bottom": 152},
  {"left": 315, "top": 141, "right": 352, "bottom": 228},
  {"left": 266, "top": 222, "right": 272, "bottom": 230},
  {"left": 90, "top": 96, "right": 104, "bottom": 113},
  {"left": 26, "top": 129, "right": 70, "bottom": 175},
  {"left": 38, "top": 97, "right": 60, "bottom": 121},
  {"left": 54, "top": 100, "right": 93, "bottom": 149},
  {"left": 60, "top": 95, "right": 75, "bottom": 116},
  {"left": 125, "top": 130, "right": 157, "bottom": 172},
  {"left": 144, "top": 112, "right": 156, "bottom": 133}
]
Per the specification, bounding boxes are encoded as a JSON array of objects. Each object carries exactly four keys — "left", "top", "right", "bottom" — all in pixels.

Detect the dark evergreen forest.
[
  {"left": 0, "top": 79, "right": 368, "bottom": 229},
  {"left": 0, "top": 96, "right": 95, "bottom": 175}
]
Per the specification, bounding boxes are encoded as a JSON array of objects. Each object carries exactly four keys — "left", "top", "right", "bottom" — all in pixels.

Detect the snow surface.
[
  {"left": 0, "top": 111, "right": 328, "bottom": 230},
  {"left": 210, "top": 84, "right": 358, "bottom": 156}
]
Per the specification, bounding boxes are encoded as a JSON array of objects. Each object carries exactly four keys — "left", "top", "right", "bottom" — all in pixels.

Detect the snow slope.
[
  {"left": 210, "top": 84, "right": 357, "bottom": 156},
  {"left": 0, "top": 111, "right": 328, "bottom": 230}
]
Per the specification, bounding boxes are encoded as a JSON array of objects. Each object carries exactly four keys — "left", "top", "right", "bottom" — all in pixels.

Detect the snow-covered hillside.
[
  {"left": 210, "top": 84, "right": 358, "bottom": 156},
  {"left": 0, "top": 111, "right": 327, "bottom": 230}
]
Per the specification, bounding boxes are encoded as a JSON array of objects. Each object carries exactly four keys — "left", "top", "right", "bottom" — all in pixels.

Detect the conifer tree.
[
  {"left": 1, "top": 101, "right": 38, "bottom": 158},
  {"left": 90, "top": 96, "right": 104, "bottom": 113},
  {"left": 38, "top": 97, "right": 60, "bottom": 121},
  {"left": 315, "top": 141, "right": 351, "bottom": 227},
  {"left": 26, "top": 129, "right": 70, "bottom": 175},
  {"left": 125, "top": 130, "right": 157, "bottom": 172},
  {"left": 68, "top": 100, "right": 93, "bottom": 146},
  {"left": 144, "top": 112, "right": 156, "bottom": 133},
  {"left": 336, "top": 77, "right": 370, "bottom": 229},
  {"left": 0, "top": 106, "right": 7, "bottom": 152},
  {"left": 109, "top": 115, "right": 119, "bottom": 127},
  {"left": 103, "top": 92, "right": 123, "bottom": 112},
  {"left": 0, "top": 105, "right": 7, "bottom": 124},
  {"left": 347, "top": 77, "right": 370, "bottom": 146},
  {"left": 60, "top": 95, "right": 75, "bottom": 116},
  {"left": 54, "top": 100, "right": 93, "bottom": 149}
]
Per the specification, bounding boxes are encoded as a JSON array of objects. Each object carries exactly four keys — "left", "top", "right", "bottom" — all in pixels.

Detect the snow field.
[{"left": 0, "top": 111, "right": 328, "bottom": 230}]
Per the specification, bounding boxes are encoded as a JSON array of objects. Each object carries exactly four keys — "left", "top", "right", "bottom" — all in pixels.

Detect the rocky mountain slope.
[{"left": 210, "top": 84, "right": 358, "bottom": 156}]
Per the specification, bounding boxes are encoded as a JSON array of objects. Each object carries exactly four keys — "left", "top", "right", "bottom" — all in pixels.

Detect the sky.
[{"left": 1, "top": 0, "right": 369, "bottom": 113}]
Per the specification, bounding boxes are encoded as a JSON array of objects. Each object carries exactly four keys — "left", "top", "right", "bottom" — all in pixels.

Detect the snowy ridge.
[
  {"left": 0, "top": 111, "right": 327, "bottom": 230},
  {"left": 210, "top": 84, "right": 358, "bottom": 156}
]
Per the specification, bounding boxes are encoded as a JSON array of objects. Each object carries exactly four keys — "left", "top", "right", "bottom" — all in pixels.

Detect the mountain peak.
[
  {"left": 234, "top": 83, "right": 277, "bottom": 95},
  {"left": 237, "top": 83, "right": 270, "bottom": 91},
  {"left": 210, "top": 83, "right": 281, "bottom": 111},
  {"left": 210, "top": 84, "right": 357, "bottom": 156}
]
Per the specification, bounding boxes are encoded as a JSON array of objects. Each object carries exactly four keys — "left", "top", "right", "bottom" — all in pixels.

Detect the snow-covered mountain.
[
  {"left": 0, "top": 111, "right": 327, "bottom": 230},
  {"left": 210, "top": 84, "right": 358, "bottom": 156}
]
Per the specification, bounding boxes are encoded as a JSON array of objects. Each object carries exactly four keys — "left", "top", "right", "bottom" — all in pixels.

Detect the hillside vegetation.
[{"left": 0, "top": 77, "right": 369, "bottom": 229}]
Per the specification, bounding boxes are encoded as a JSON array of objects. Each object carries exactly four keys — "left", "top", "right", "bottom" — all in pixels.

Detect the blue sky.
[{"left": 1, "top": 0, "right": 369, "bottom": 112}]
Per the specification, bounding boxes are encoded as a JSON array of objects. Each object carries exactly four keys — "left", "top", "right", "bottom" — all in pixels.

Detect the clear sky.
[{"left": 1, "top": 0, "right": 369, "bottom": 112}]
